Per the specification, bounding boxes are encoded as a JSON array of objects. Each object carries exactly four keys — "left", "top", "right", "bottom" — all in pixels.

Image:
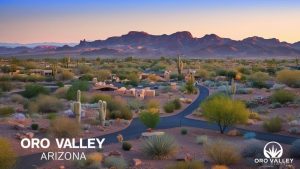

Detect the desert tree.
[{"left": 201, "top": 94, "right": 249, "bottom": 134}]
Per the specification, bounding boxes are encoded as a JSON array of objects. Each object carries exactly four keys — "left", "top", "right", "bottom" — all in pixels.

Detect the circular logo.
[{"left": 263, "top": 141, "right": 283, "bottom": 158}]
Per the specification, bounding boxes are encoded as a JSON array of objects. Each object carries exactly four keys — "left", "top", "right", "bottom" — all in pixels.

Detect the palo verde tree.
[{"left": 201, "top": 94, "right": 249, "bottom": 134}]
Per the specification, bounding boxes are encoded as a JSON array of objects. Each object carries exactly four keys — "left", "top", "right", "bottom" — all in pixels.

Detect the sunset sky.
[{"left": 0, "top": 0, "right": 300, "bottom": 44}]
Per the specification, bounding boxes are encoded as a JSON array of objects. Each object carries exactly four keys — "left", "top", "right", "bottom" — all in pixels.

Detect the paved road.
[{"left": 17, "top": 85, "right": 300, "bottom": 169}]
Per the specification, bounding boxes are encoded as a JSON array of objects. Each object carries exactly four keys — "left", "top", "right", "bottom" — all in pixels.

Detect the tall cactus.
[
  {"left": 77, "top": 90, "right": 81, "bottom": 102},
  {"left": 177, "top": 55, "right": 184, "bottom": 75},
  {"left": 231, "top": 78, "right": 236, "bottom": 100},
  {"left": 51, "top": 63, "right": 57, "bottom": 77},
  {"left": 73, "top": 102, "right": 81, "bottom": 123},
  {"left": 73, "top": 90, "right": 82, "bottom": 123},
  {"left": 98, "top": 100, "right": 107, "bottom": 126}
]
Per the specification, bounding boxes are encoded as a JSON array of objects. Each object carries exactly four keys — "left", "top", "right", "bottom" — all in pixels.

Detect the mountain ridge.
[{"left": 1, "top": 31, "right": 300, "bottom": 58}]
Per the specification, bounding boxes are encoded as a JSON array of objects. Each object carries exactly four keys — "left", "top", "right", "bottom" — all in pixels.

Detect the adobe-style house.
[{"left": 29, "top": 69, "right": 53, "bottom": 76}]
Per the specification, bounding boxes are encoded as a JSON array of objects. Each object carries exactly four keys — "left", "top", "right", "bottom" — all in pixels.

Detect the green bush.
[
  {"left": 0, "top": 107, "right": 15, "bottom": 117},
  {"left": 56, "top": 81, "right": 64, "bottom": 87},
  {"left": 49, "top": 117, "right": 81, "bottom": 138},
  {"left": 104, "top": 156, "right": 128, "bottom": 169},
  {"left": 22, "top": 84, "right": 49, "bottom": 98},
  {"left": 290, "top": 139, "right": 300, "bottom": 158},
  {"left": 181, "top": 128, "right": 188, "bottom": 135},
  {"left": 263, "top": 116, "right": 282, "bottom": 133},
  {"left": 139, "top": 111, "right": 160, "bottom": 129},
  {"left": 141, "top": 134, "right": 178, "bottom": 160},
  {"left": 271, "top": 90, "right": 296, "bottom": 104},
  {"left": 166, "top": 161, "right": 204, "bottom": 169},
  {"left": 164, "top": 102, "right": 175, "bottom": 113},
  {"left": 122, "top": 141, "right": 132, "bottom": 151},
  {"left": 66, "top": 80, "right": 89, "bottom": 100},
  {"left": 201, "top": 94, "right": 249, "bottom": 134},
  {"left": 31, "top": 123, "right": 39, "bottom": 130},
  {"left": 173, "top": 98, "right": 181, "bottom": 110},
  {"left": 204, "top": 139, "right": 240, "bottom": 165},
  {"left": 0, "top": 137, "right": 16, "bottom": 169}
]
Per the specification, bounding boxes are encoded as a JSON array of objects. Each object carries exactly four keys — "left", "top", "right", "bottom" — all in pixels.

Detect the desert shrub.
[
  {"left": 31, "top": 123, "right": 39, "bottom": 130},
  {"left": 0, "top": 107, "right": 15, "bottom": 117},
  {"left": 204, "top": 139, "right": 240, "bottom": 165},
  {"left": 211, "top": 165, "right": 229, "bottom": 169},
  {"left": 80, "top": 74, "right": 94, "bottom": 81},
  {"left": 47, "top": 113, "right": 57, "bottom": 120},
  {"left": 241, "top": 140, "right": 264, "bottom": 159},
  {"left": 139, "top": 111, "right": 160, "bottom": 129},
  {"left": 181, "top": 128, "right": 188, "bottom": 135},
  {"left": 249, "top": 72, "right": 270, "bottom": 88},
  {"left": 0, "top": 81, "right": 12, "bottom": 92},
  {"left": 263, "top": 116, "right": 282, "bottom": 133},
  {"left": 166, "top": 161, "right": 204, "bottom": 169},
  {"left": 122, "top": 141, "right": 132, "bottom": 151},
  {"left": 196, "top": 135, "right": 208, "bottom": 145},
  {"left": 164, "top": 102, "right": 175, "bottom": 113},
  {"left": 66, "top": 80, "right": 89, "bottom": 100},
  {"left": 0, "top": 137, "right": 16, "bottom": 169},
  {"left": 10, "top": 94, "right": 26, "bottom": 104},
  {"left": 86, "top": 152, "right": 103, "bottom": 165},
  {"left": 57, "top": 71, "right": 74, "bottom": 81},
  {"left": 146, "top": 99, "right": 160, "bottom": 110},
  {"left": 185, "top": 79, "right": 197, "bottom": 94},
  {"left": 269, "top": 102, "right": 282, "bottom": 109},
  {"left": 53, "top": 87, "right": 68, "bottom": 98},
  {"left": 104, "top": 156, "right": 128, "bottom": 169},
  {"left": 173, "top": 98, "right": 181, "bottom": 110},
  {"left": 49, "top": 117, "right": 80, "bottom": 138},
  {"left": 141, "top": 134, "right": 178, "bottom": 160},
  {"left": 271, "top": 89, "right": 296, "bottom": 104},
  {"left": 78, "top": 64, "right": 92, "bottom": 74},
  {"left": 27, "top": 102, "right": 38, "bottom": 114},
  {"left": 201, "top": 94, "right": 249, "bottom": 134},
  {"left": 89, "top": 93, "right": 112, "bottom": 104},
  {"left": 56, "top": 81, "right": 64, "bottom": 87},
  {"left": 35, "top": 95, "right": 64, "bottom": 113},
  {"left": 27, "top": 74, "right": 45, "bottom": 82},
  {"left": 22, "top": 84, "right": 49, "bottom": 98},
  {"left": 290, "top": 139, "right": 300, "bottom": 158},
  {"left": 277, "top": 70, "right": 300, "bottom": 87}
]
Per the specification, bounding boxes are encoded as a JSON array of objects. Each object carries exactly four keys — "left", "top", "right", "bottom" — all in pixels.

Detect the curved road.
[{"left": 18, "top": 85, "right": 300, "bottom": 169}]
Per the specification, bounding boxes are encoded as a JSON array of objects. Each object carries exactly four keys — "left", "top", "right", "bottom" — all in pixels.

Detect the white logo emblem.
[{"left": 263, "top": 141, "right": 283, "bottom": 158}]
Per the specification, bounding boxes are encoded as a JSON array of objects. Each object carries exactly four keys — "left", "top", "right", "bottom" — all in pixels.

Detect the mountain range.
[{"left": 1, "top": 31, "right": 300, "bottom": 58}]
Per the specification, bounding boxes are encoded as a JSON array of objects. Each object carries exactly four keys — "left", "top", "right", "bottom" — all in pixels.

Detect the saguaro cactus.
[
  {"left": 73, "top": 90, "right": 82, "bottom": 123},
  {"left": 98, "top": 100, "right": 107, "bottom": 126},
  {"left": 177, "top": 55, "right": 184, "bottom": 75},
  {"left": 74, "top": 102, "right": 81, "bottom": 123},
  {"left": 77, "top": 90, "right": 81, "bottom": 102},
  {"left": 231, "top": 78, "right": 237, "bottom": 99}
]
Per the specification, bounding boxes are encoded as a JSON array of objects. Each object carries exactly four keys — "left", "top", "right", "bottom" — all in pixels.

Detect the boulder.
[
  {"left": 108, "top": 150, "right": 122, "bottom": 156},
  {"left": 132, "top": 158, "right": 142, "bottom": 166},
  {"left": 26, "top": 132, "right": 34, "bottom": 139},
  {"left": 59, "top": 166, "right": 65, "bottom": 169},
  {"left": 141, "top": 131, "right": 165, "bottom": 138},
  {"left": 176, "top": 153, "right": 192, "bottom": 161},
  {"left": 227, "top": 129, "right": 241, "bottom": 136},
  {"left": 247, "top": 119, "right": 255, "bottom": 125}
]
